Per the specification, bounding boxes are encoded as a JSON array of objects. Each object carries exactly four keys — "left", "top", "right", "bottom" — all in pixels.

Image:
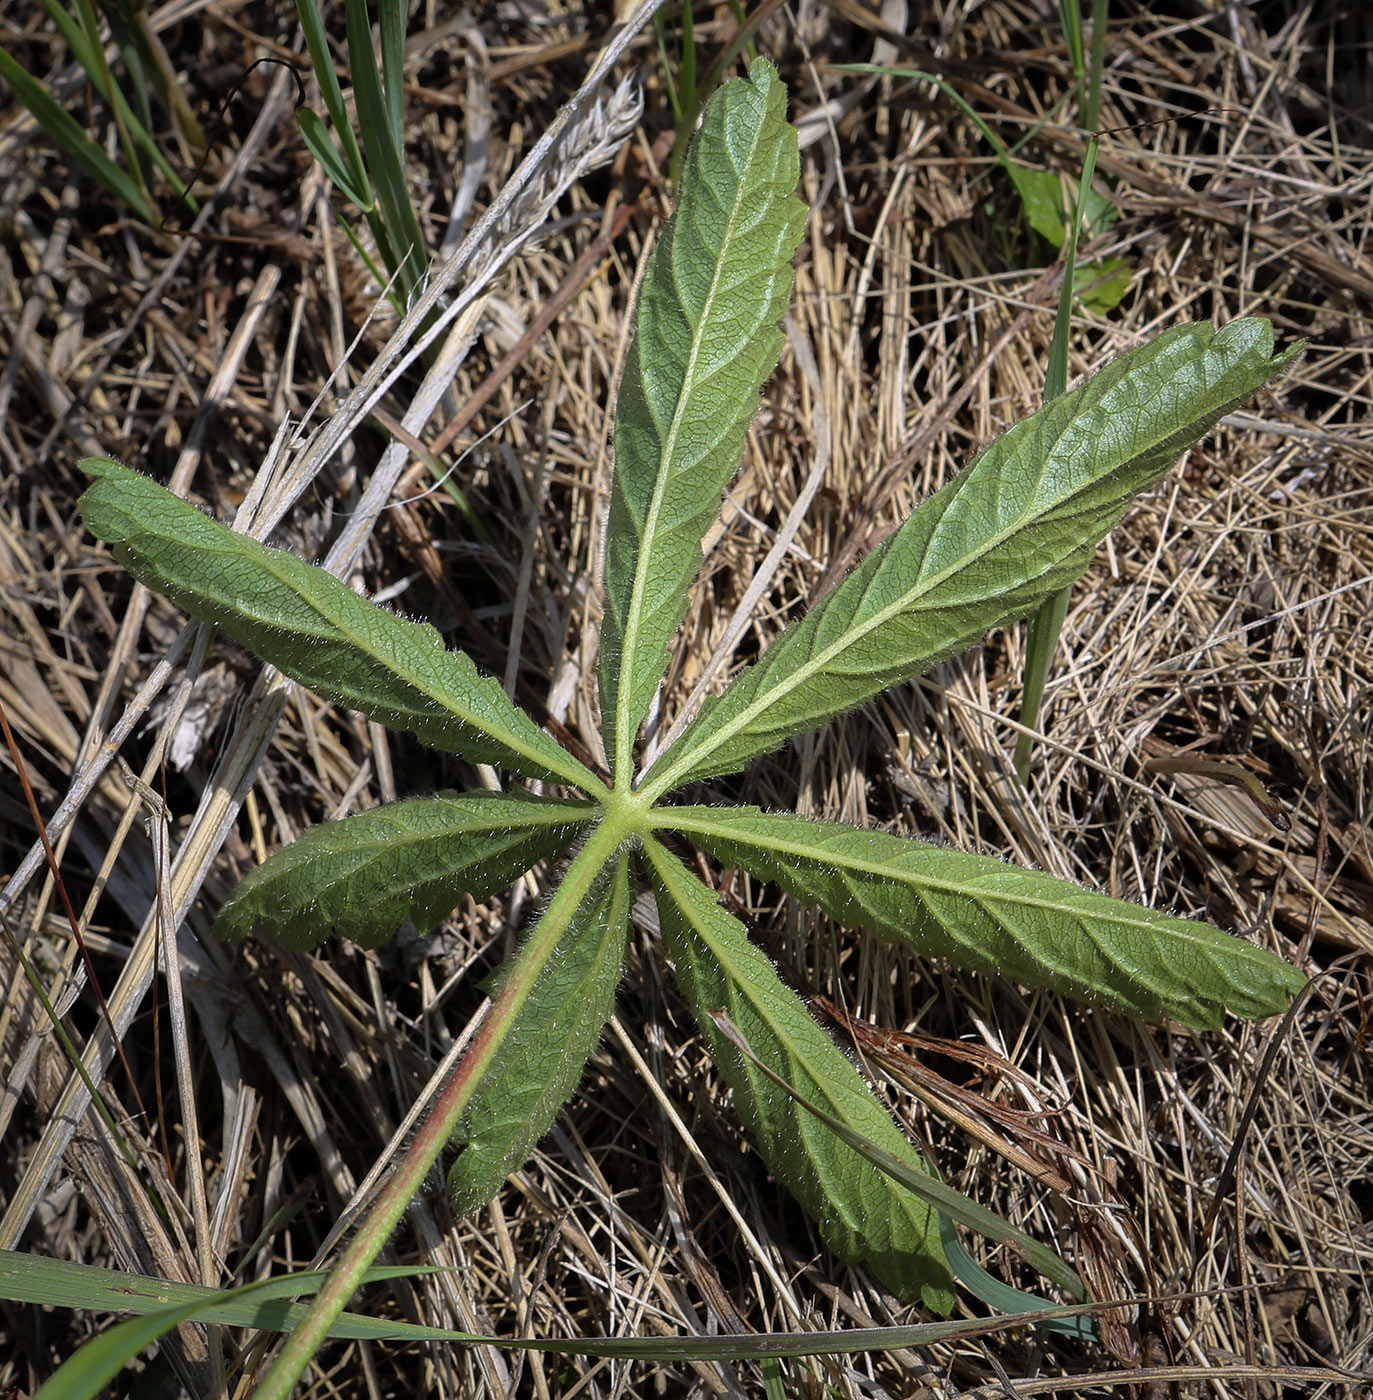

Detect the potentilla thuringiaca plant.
[{"left": 78, "top": 57, "right": 1303, "bottom": 1373}]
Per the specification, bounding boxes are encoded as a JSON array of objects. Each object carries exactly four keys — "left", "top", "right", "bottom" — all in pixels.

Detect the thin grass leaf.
[
  {"left": 345, "top": 0, "right": 427, "bottom": 299},
  {"left": 643, "top": 837, "right": 954, "bottom": 1309},
  {"left": 68, "top": 0, "right": 148, "bottom": 209},
  {"left": 378, "top": 0, "right": 405, "bottom": 147},
  {"left": 0, "top": 43, "right": 159, "bottom": 225},
  {"left": 449, "top": 849, "right": 632, "bottom": 1212},
  {"left": 644, "top": 319, "right": 1301, "bottom": 796},
  {"left": 14, "top": 1260, "right": 474, "bottom": 1400},
  {"left": 1014, "top": 135, "right": 1102, "bottom": 781},
  {"left": 939, "top": 1218, "right": 1096, "bottom": 1342},
  {"left": 662, "top": 807, "right": 1304, "bottom": 1028},
  {"left": 294, "top": 0, "right": 373, "bottom": 208},
  {"left": 77, "top": 458, "right": 598, "bottom": 789},
  {"left": 0, "top": 1247, "right": 1106, "bottom": 1365},
  {"left": 103, "top": 0, "right": 205, "bottom": 150},
  {"left": 217, "top": 792, "right": 593, "bottom": 951},
  {"left": 298, "top": 108, "right": 371, "bottom": 207},
  {"left": 38, "top": 0, "right": 195, "bottom": 208},
  {"left": 599, "top": 57, "right": 806, "bottom": 781}
]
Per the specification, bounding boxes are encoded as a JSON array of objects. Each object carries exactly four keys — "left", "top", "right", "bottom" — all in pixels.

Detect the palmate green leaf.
[
  {"left": 449, "top": 849, "right": 632, "bottom": 1213},
  {"left": 643, "top": 319, "right": 1301, "bottom": 795},
  {"left": 642, "top": 837, "right": 955, "bottom": 1310},
  {"left": 599, "top": 57, "right": 806, "bottom": 782},
  {"left": 78, "top": 458, "right": 597, "bottom": 790},
  {"left": 216, "top": 791, "right": 593, "bottom": 951},
  {"left": 663, "top": 807, "right": 1304, "bottom": 1029}
]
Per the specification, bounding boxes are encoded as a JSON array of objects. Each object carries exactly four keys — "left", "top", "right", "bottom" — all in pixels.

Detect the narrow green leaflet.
[
  {"left": 643, "top": 837, "right": 954, "bottom": 1309},
  {"left": 663, "top": 807, "right": 1304, "bottom": 1029},
  {"left": 217, "top": 792, "right": 593, "bottom": 951},
  {"left": 78, "top": 458, "right": 597, "bottom": 789},
  {"left": 449, "top": 850, "right": 632, "bottom": 1212},
  {"left": 599, "top": 57, "right": 806, "bottom": 782},
  {"left": 706, "top": 1008, "right": 1092, "bottom": 1326},
  {"left": 643, "top": 320, "right": 1302, "bottom": 795}
]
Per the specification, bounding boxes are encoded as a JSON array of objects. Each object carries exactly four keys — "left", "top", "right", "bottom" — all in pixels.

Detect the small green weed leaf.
[
  {"left": 600, "top": 57, "right": 806, "bottom": 781},
  {"left": 643, "top": 837, "right": 955, "bottom": 1309},
  {"left": 1005, "top": 164, "right": 1067, "bottom": 246},
  {"left": 1075, "top": 255, "right": 1132, "bottom": 315},
  {"left": 449, "top": 849, "right": 632, "bottom": 1213},
  {"left": 1005, "top": 166, "right": 1119, "bottom": 251},
  {"left": 77, "top": 458, "right": 597, "bottom": 789},
  {"left": 1081, "top": 182, "right": 1119, "bottom": 238},
  {"left": 663, "top": 807, "right": 1304, "bottom": 1028},
  {"left": 644, "top": 319, "right": 1301, "bottom": 794},
  {"left": 216, "top": 792, "right": 592, "bottom": 951}
]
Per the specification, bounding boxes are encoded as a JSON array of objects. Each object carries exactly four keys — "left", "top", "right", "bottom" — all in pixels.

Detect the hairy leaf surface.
[
  {"left": 643, "top": 837, "right": 954, "bottom": 1309},
  {"left": 78, "top": 458, "right": 597, "bottom": 788},
  {"left": 217, "top": 792, "right": 593, "bottom": 951},
  {"left": 448, "top": 850, "right": 632, "bottom": 1214},
  {"left": 663, "top": 807, "right": 1304, "bottom": 1028},
  {"left": 599, "top": 58, "right": 806, "bottom": 781},
  {"left": 644, "top": 320, "right": 1301, "bottom": 794}
]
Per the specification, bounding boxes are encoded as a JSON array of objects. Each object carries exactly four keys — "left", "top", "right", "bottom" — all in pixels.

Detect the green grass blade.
[
  {"left": 643, "top": 837, "right": 954, "bottom": 1309},
  {"left": 295, "top": 0, "right": 373, "bottom": 208},
  {"left": 938, "top": 1217, "right": 1096, "bottom": 1341},
  {"left": 297, "top": 108, "right": 371, "bottom": 207},
  {"left": 1012, "top": 583, "right": 1070, "bottom": 779},
  {"left": 0, "top": 44, "right": 159, "bottom": 225},
  {"left": 345, "top": 0, "right": 427, "bottom": 298},
  {"left": 0, "top": 1247, "right": 1108, "bottom": 1363},
  {"left": 14, "top": 1258, "right": 470, "bottom": 1399},
  {"left": 662, "top": 807, "right": 1304, "bottom": 1028},
  {"left": 1058, "top": 0, "right": 1084, "bottom": 83},
  {"left": 216, "top": 792, "right": 593, "bottom": 950},
  {"left": 39, "top": 0, "right": 195, "bottom": 208},
  {"left": 1085, "top": 0, "right": 1108, "bottom": 133},
  {"left": 1014, "top": 137, "right": 1101, "bottom": 781},
  {"left": 69, "top": 0, "right": 148, "bottom": 207},
  {"left": 1046, "top": 141, "right": 1102, "bottom": 400},
  {"left": 448, "top": 849, "right": 632, "bottom": 1212},
  {"left": 653, "top": 9, "right": 683, "bottom": 124},
  {"left": 77, "top": 458, "right": 599, "bottom": 789},
  {"left": 643, "top": 319, "right": 1301, "bottom": 798},
  {"left": 1014, "top": 0, "right": 1110, "bottom": 780},
  {"left": 600, "top": 57, "right": 806, "bottom": 783},
  {"left": 378, "top": 0, "right": 406, "bottom": 145},
  {"left": 104, "top": 0, "right": 205, "bottom": 150}
]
